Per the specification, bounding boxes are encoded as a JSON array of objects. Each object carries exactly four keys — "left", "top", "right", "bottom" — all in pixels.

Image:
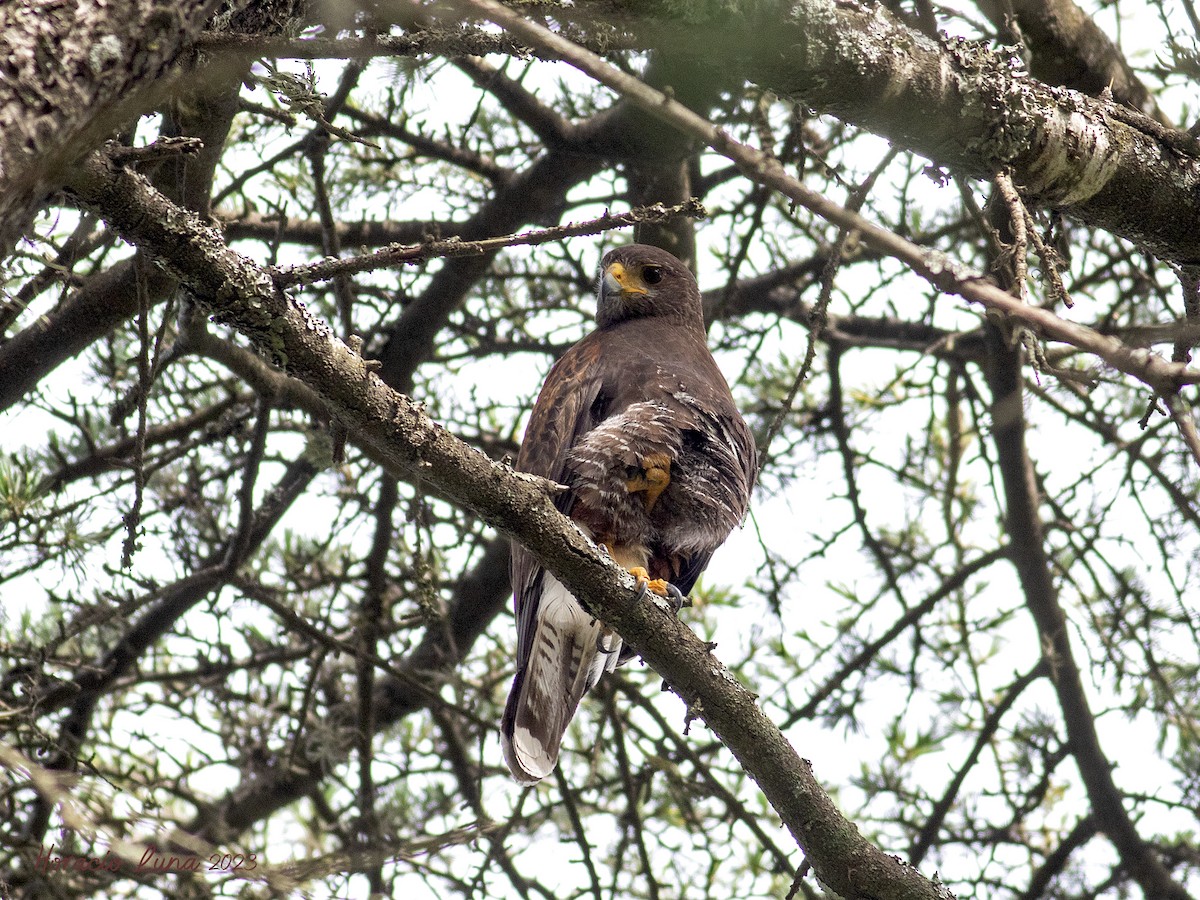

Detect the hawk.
[{"left": 501, "top": 244, "right": 757, "bottom": 784}]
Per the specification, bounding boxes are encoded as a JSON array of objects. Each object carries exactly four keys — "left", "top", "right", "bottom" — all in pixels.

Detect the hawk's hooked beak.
[{"left": 602, "top": 261, "right": 648, "bottom": 298}]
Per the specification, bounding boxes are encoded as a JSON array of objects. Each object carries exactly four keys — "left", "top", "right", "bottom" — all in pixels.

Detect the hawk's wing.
[
  {"left": 502, "top": 335, "right": 615, "bottom": 783},
  {"left": 509, "top": 334, "right": 606, "bottom": 671},
  {"left": 662, "top": 397, "right": 757, "bottom": 596}
]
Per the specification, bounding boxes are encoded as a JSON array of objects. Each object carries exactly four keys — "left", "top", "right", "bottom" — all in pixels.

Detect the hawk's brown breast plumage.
[{"left": 501, "top": 244, "right": 756, "bottom": 784}]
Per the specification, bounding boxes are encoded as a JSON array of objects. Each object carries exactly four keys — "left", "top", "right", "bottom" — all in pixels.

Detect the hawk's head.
[{"left": 596, "top": 244, "right": 704, "bottom": 330}]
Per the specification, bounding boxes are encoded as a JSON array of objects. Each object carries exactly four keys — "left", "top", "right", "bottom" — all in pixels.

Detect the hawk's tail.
[{"left": 500, "top": 574, "right": 619, "bottom": 784}]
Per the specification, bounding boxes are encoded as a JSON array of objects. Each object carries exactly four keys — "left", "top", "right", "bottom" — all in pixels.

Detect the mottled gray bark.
[
  {"left": 973, "top": 0, "right": 1163, "bottom": 120},
  {"left": 66, "top": 147, "right": 957, "bottom": 900},
  {"left": 753, "top": 0, "right": 1200, "bottom": 261},
  {"left": 0, "top": 0, "right": 222, "bottom": 256},
  {"left": 579, "top": 0, "right": 1200, "bottom": 262}
]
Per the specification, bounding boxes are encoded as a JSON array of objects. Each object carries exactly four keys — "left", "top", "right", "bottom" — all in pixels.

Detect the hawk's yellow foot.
[
  {"left": 628, "top": 566, "right": 687, "bottom": 612},
  {"left": 625, "top": 452, "right": 672, "bottom": 510},
  {"left": 628, "top": 565, "right": 670, "bottom": 597}
]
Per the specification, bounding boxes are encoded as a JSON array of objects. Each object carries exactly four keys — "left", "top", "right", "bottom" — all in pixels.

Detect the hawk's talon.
[
  {"left": 628, "top": 566, "right": 687, "bottom": 612},
  {"left": 628, "top": 566, "right": 665, "bottom": 596},
  {"left": 625, "top": 452, "right": 673, "bottom": 511},
  {"left": 664, "top": 583, "right": 688, "bottom": 613}
]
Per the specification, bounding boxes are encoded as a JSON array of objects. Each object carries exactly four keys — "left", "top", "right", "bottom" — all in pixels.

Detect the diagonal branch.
[
  {"left": 907, "top": 661, "right": 1048, "bottom": 866},
  {"left": 455, "top": 0, "right": 1200, "bottom": 426},
  {"left": 273, "top": 200, "right": 706, "bottom": 288},
  {"left": 66, "top": 146, "right": 955, "bottom": 900}
]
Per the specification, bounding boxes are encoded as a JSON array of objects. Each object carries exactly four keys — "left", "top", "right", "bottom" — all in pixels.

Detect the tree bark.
[
  {"left": 0, "top": 0, "right": 226, "bottom": 257},
  {"left": 745, "top": 0, "right": 1200, "bottom": 262},
  {"left": 65, "top": 147, "right": 958, "bottom": 900},
  {"left": 566, "top": 0, "right": 1200, "bottom": 262},
  {"left": 973, "top": 0, "right": 1163, "bottom": 120}
]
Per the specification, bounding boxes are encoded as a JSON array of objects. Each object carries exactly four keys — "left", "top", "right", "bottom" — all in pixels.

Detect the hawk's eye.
[{"left": 643, "top": 265, "right": 663, "bottom": 285}]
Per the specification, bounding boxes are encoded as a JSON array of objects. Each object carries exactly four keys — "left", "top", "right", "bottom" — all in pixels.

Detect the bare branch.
[
  {"left": 456, "top": 0, "right": 1200, "bottom": 406},
  {"left": 192, "top": 27, "right": 640, "bottom": 61},
  {"left": 272, "top": 200, "right": 707, "bottom": 287},
  {"left": 65, "top": 141, "right": 951, "bottom": 900}
]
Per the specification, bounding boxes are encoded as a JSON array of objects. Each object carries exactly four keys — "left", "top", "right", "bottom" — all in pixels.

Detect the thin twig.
[
  {"left": 759, "top": 148, "right": 898, "bottom": 472},
  {"left": 993, "top": 170, "right": 1028, "bottom": 303},
  {"left": 1163, "top": 392, "right": 1200, "bottom": 469},
  {"left": 119, "top": 256, "right": 152, "bottom": 568},
  {"left": 1025, "top": 211, "right": 1073, "bottom": 309},
  {"left": 271, "top": 199, "right": 707, "bottom": 287},
  {"left": 1173, "top": 265, "right": 1200, "bottom": 363}
]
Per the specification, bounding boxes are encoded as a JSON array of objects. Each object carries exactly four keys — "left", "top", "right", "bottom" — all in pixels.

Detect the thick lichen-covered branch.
[
  {"left": 67, "top": 148, "right": 952, "bottom": 900},
  {"left": 0, "top": 0, "right": 223, "bottom": 256},
  {"left": 457, "top": 0, "right": 1200, "bottom": 403},
  {"left": 561, "top": 0, "right": 1200, "bottom": 262}
]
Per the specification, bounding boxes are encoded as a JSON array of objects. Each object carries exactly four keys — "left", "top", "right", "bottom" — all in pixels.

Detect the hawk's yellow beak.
[{"left": 603, "top": 261, "right": 648, "bottom": 296}]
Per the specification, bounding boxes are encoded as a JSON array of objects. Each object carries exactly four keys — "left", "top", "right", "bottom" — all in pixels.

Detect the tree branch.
[
  {"left": 220, "top": 211, "right": 463, "bottom": 248},
  {"left": 562, "top": 0, "right": 1200, "bottom": 262},
  {"left": 0, "top": 0, "right": 225, "bottom": 256},
  {"left": 66, "top": 146, "right": 955, "bottom": 900},
  {"left": 456, "top": 0, "right": 1200, "bottom": 412},
  {"left": 272, "top": 200, "right": 706, "bottom": 287},
  {"left": 973, "top": 0, "right": 1164, "bottom": 121},
  {"left": 191, "top": 26, "right": 640, "bottom": 61}
]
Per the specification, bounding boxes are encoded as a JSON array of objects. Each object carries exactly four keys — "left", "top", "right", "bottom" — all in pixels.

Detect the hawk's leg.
[
  {"left": 628, "top": 566, "right": 688, "bottom": 613},
  {"left": 600, "top": 543, "right": 688, "bottom": 616},
  {"left": 625, "top": 452, "right": 672, "bottom": 511}
]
